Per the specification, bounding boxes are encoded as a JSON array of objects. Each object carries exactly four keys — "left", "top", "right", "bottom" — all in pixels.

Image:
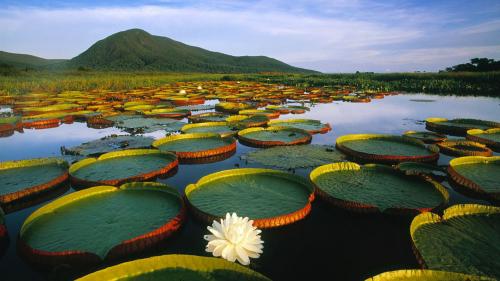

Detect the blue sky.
[{"left": 1, "top": 0, "right": 499, "bottom": 72}]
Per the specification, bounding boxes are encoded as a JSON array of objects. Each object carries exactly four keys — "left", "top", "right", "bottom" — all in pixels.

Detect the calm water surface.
[{"left": 0, "top": 93, "right": 499, "bottom": 281}]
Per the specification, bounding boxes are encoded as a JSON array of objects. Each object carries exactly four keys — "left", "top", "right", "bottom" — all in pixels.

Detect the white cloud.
[{"left": 0, "top": 2, "right": 499, "bottom": 72}]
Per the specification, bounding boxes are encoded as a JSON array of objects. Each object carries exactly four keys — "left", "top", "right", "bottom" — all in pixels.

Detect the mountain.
[
  {"left": 69, "top": 29, "right": 316, "bottom": 73},
  {"left": 0, "top": 51, "right": 67, "bottom": 69}
]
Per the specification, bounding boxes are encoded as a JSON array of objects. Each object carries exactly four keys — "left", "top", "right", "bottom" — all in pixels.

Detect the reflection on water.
[{"left": 0, "top": 93, "right": 499, "bottom": 280}]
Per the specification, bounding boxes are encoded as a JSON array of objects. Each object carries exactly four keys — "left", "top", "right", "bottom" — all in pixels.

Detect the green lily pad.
[
  {"left": 226, "top": 115, "right": 269, "bottom": 129},
  {"left": 242, "top": 145, "right": 344, "bottom": 169},
  {"left": 175, "top": 104, "right": 215, "bottom": 111},
  {"left": 215, "top": 102, "right": 254, "bottom": 113},
  {"left": 153, "top": 133, "right": 236, "bottom": 160},
  {"left": 426, "top": 118, "right": 500, "bottom": 136},
  {"left": 181, "top": 122, "right": 238, "bottom": 137},
  {"left": 76, "top": 254, "right": 270, "bottom": 281},
  {"left": 448, "top": 156, "right": 500, "bottom": 199},
  {"left": 396, "top": 162, "right": 447, "bottom": 180},
  {"left": 467, "top": 128, "right": 500, "bottom": 151},
  {"left": 268, "top": 119, "right": 331, "bottom": 134},
  {"left": 238, "top": 126, "right": 311, "bottom": 147},
  {"left": 403, "top": 130, "right": 447, "bottom": 144},
  {"left": 336, "top": 134, "right": 439, "bottom": 164},
  {"left": 110, "top": 116, "right": 184, "bottom": 133},
  {"left": 0, "top": 158, "right": 68, "bottom": 204},
  {"left": 310, "top": 162, "right": 448, "bottom": 213},
  {"left": 185, "top": 168, "right": 314, "bottom": 228},
  {"left": 20, "top": 183, "right": 184, "bottom": 260},
  {"left": 189, "top": 112, "right": 228, "bottom": 123},
  {"left": 411, "top": 204, "right": 500, "bottom": 279},
  {"left": 365, "top": 269, "right": 494, "bottom": 281},
  {"left": 61, "top": 135, "right": 154, "bottom": 156},
  {"left": 69, "top": 149, "right": 177, "bottom": 187}
]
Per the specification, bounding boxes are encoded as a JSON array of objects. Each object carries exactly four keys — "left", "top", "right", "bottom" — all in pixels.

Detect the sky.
[{"left": 1, "top": 0, "right": 499, "bottom": 72}]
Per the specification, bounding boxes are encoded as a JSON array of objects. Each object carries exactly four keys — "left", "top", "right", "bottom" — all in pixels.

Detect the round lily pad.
[
  {"left": 109, "top": 116, "right": 184, "bottom": 134},
  {"left": 396, "top": 162, "right": 447, "bottom": 181},
  {"left": 0, "top": 158, "right": 68, "bottom": 205},
  {"left": 181, "top": 122, "right": 238, "bottom": 137},
  {"left": 69, "top": 149, "right": 178, "bottom": 188},
  {"left": 268, "top": 119, "right": 331, "bottom": 134},
  {"left": 426, "top": 118, "right": 500, "bottom": 136},
  {"left": 310, "top": 162, "right": 448, "bottom": 214},
  {"left": 266, "top": 105, "right": 309, "bottom": 114},
  {"left": 76, "top": 254, "right": 270, "bottom": 281},
  {"left": 185, "top": 168, "right": 314, "bottom": 228},
  {"left": 238, "top": 109, "right": 280, "bottom": 119},
  {"left": 226, "top": 115, "right": 269, "bottom": 129},
  {"left": 188, "top": 112, "right": 228, "bottom": 123},
  {"left": 448, "top": 156, "right": 500, "bottom": 201},
  {"left": 437, "top": 140, "right": 493, "bottom": 157},
  {"left": 403, "top": 130, "right": 447, "bottom": 144},
  {"left": 336, "top": 134, "right": 439, "bottom": 164},
  {"left": 238, "top": 126, "right": 312, "bottom": 147},
  {"left": 366, "top": 269, "right": 494, "bottom": 281},
  {"left": 19, "top": 182, "right": 185, "bottom": 267},
  {"left": 466, "top": 128, "right": 500, "bottom": 151},
  {"left": 175, "top": 104, "right": 215, "bottom": 111},
  {"left": 242, "top": 145, "right": 344, "bottom": 169},
  {"left": 410, "top": 204, "right": 500, "bottom": 279},
  {"left": 215, "top": 102, "right": 253, "bottom": 113},
  {"left": 153, "top": 133, "right": 236, "bottom": 159},
  {"left": 61, "top": 135, "right": 154, "bottom": 156},
  {"left": 145, "top": 108, "right": 191, "bottom": 118}
]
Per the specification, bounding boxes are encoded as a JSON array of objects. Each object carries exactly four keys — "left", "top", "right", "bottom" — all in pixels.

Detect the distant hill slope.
[
  {"left": 69, "top": 29, "right": 316, "bottom": 73},
  {"left": 0, "top": 51, "right": 67, "bottom": 69}
]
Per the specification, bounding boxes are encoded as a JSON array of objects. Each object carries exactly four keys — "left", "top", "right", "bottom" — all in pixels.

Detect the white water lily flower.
[{"left": 204, "top": 212, "right": 264, "bottom": 265}]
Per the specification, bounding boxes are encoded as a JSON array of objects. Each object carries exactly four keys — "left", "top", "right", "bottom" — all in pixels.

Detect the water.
[{"left": 0, "top": 93, "right": 499, "bottom": 280}]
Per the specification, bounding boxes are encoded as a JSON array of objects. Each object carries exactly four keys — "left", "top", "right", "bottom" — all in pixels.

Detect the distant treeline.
[
  {"left": 229, "top": 72, "right": 500, "bottom": 96},
  {"left": 444, "top": 58, "right": 500, "bottom": 72}
]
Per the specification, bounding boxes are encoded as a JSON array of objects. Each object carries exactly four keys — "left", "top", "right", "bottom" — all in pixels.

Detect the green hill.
[
  {"left": 69, "top": 29, "right": 316, "bottom": 73},
  {"left": 0, "top": 51, "right": 67, "bottom": 69}
]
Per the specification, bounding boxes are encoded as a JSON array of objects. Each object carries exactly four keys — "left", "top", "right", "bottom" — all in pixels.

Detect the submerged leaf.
[{"left": 242, "top": 145, "right": 344, "bottom": 169}]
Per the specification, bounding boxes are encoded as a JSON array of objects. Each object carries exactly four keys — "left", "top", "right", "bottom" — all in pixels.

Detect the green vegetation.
[
  {"left": 0, "top": 51, "right": 66, "bottom": 70},
  {"left": 444, "top": 58, "right": 500, "bottom": 72},
  {"left": 2, "top": 71, "right": 498, "bottom": 96}
]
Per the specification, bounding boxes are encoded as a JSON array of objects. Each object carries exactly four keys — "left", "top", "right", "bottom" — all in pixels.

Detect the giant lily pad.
[
  {"left": 403, "top": 130, "right": 447, "bottom": 144},
  {"left": 181, "top": 122, "right": 238, "bottom": 137},
  {"left": 69, "top": 149, "right": 178, "bottom": 188},
  {"left": 238, "top": 109, "right": 280, "bottom": 119},
  {"left": 238, "top": 126, "right": 311, "bottom": 147},
  {"left": 153, "top": 133, "right": 236, "bottom": 159},
  {"left": 226, "top": 115, "right": 269, "bottom": 129},
  {"left": 336, "top": 134, "right": 439, "bottom": 164},
  {"left": 310, "top": 162, "right": 448, "bottom": 214},
  {"left": 426, "top": 118, "right": 500, "bottom": 136},
  {"left": 448, "top": 156, "right": 500, "bottom": 200},
  {"left": 437, "top": 140, "right": 493, "bottom": 157},
  {"left": 268, "top": 119, "right": 331, "bottom": 134},
  {"left": 467, "top": 128, "right": 500, "bottom": 151},
  {"left": 266, "top": 105, "right": 309, "bottom": 114},
  {"left": 185, "top": 168, "right": 314, "bottom": 228},
  {"left": 110, "top": 116, "right": 184, "bottom": 134},
  {"left": 19, "top": 182, "right": 185, "bottom": 267},
  {"left": 242, "top": 145, "right": 344, "bottom": 169},
  {"left": 366, "top": 269, "right": 494, "bottom": 281},
  {"left": 0, "top": 158, "right": 68, "bottom": 205},
  {"left": 175, "top": 104, "right": 215, "bottom": 111},
  {"left": 410, "top": 204, "right": 500, "bottom": 279},
  {"left": 144, "top": 108, "right": 191, "bottom": 118},
  {"left": 396, "top": 162, "right": 447, "bottom": 181},
  {"left": 76, "top": 254, "right": 270, "bottom": 281},
  {"left": 215, "top": 102, "right": 254, "bottom": 113},
  {"left": 188, "top": 112, "right": 228, "bottom": 123},
  {"left": 61, "top": 135, "right": 154, "bottom": 156}
]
